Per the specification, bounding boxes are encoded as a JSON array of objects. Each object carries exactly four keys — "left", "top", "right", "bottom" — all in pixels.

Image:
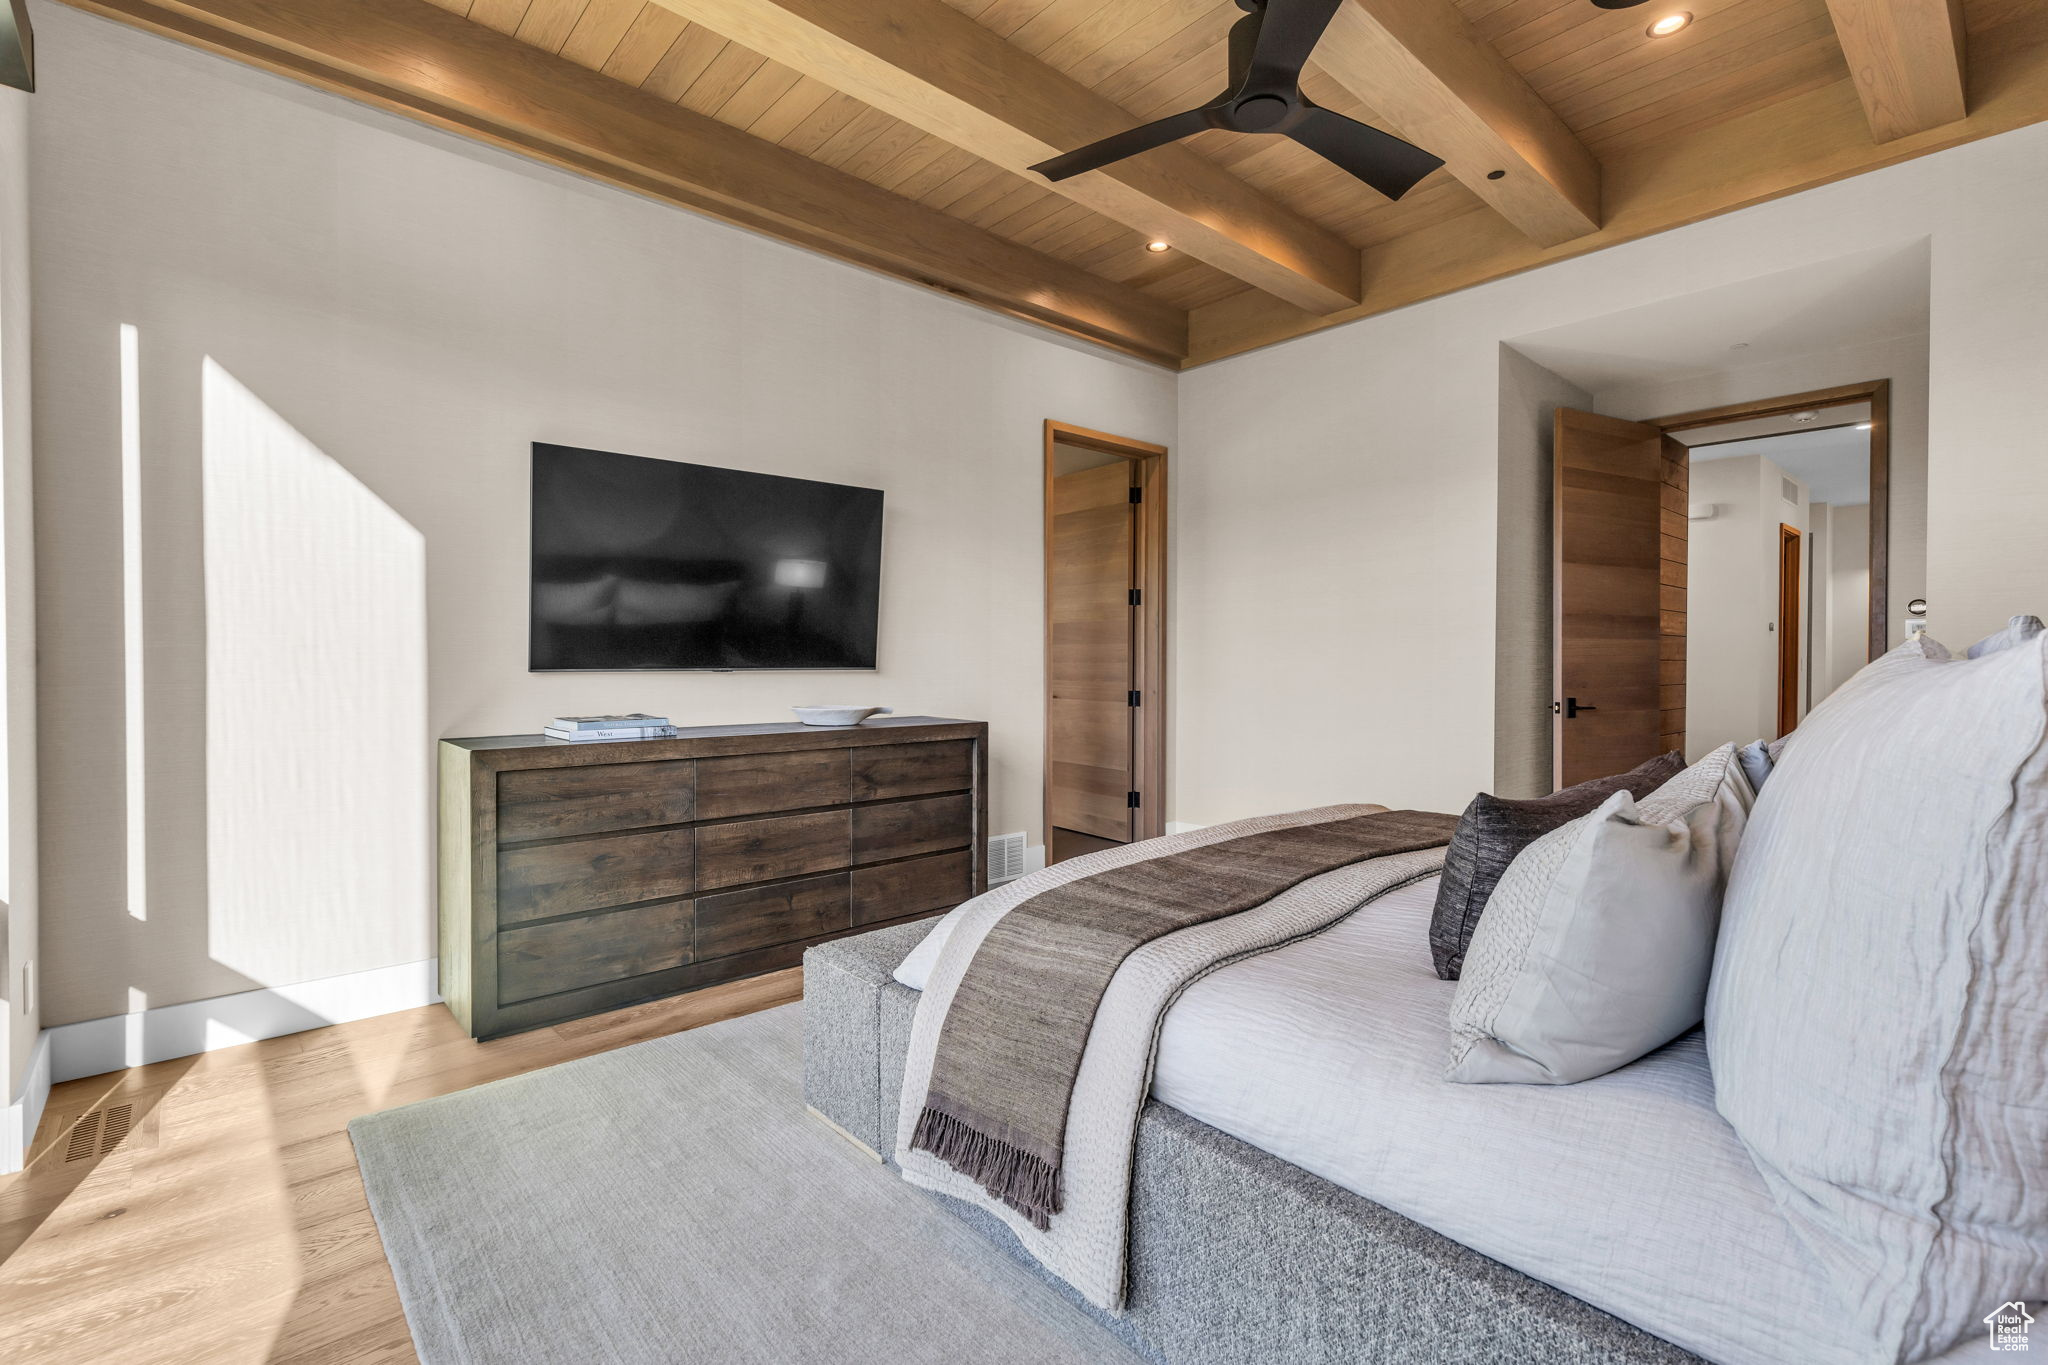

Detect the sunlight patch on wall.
[
  {"left": 121, "top": 324, "right": 147, "bottom": 923},
  {"left": 201, "top": 360, "right": 427, "bottom": 989}
]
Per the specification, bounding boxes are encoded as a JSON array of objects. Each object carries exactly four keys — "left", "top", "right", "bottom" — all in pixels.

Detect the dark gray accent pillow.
[{"left": 1428, "top": 751, "right": 1685, "bottom": 981}]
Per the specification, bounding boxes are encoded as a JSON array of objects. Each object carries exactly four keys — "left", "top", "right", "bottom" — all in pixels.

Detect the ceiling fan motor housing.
[{"left": 1231, "top": 94, "right": 1292, "bottom": 132}]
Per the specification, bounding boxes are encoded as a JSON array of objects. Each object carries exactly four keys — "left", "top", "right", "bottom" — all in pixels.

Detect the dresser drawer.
[
  {"left": 498, "top": 900, "right": 694, "bottom": 1004},
  {"left": 696, "top": 873, "right": 851, "bottom": 960},
  {"left": 496, "top": 827, "right": 695, "bottom": 925},
  {"left": 853, "top": 794, "right": 972, "bottom": 863},
  {"left": 850, "top": 741, "right": 973, "bottom": 801},
  {"left": 496, "top": 759, "right": 696, "bottom": 843},
  {"left": 697, "top": 749, "right": 851, "bottom": 820},
  {"left": 695, "top": 810, "right": 852, "bottom": 890},
  {"left": 851, "top": 850, "right": 973, "bottom": 927}
]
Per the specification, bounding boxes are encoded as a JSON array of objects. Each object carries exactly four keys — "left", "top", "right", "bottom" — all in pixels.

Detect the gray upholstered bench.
[{"left": 802, "top": 925, "right": 1703, "bottom": 1365}]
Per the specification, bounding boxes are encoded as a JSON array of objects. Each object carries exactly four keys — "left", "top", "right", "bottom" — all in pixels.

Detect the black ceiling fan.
[{"left": 1029, "top": 0, "right": 1444, "bottom": 201}]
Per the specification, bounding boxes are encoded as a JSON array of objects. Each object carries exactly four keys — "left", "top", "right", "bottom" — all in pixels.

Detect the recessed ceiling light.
[
  {"left": 1145, "top": 240, "right": 1171, "bottom": 253},
  {"left": 1856, "top": 422, "right": 1874, "bottom": 431},
  {"left": 1647, "top": 12, "right": 1693, "bottom": 36}
]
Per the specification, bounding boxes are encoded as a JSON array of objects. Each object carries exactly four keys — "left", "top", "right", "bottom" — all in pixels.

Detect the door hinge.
[
  {"left": 1128, "top": 690, "right": 1142, "bottom": 708},
  {"left": 1127, "top": 791, "right": 1141, "bottom": 809},
  {"left": 1128, "top": 588, "right": 1142, "bottom": 607},
  {"left": 1129, "top": 485, "right": 1142, "bottom": 504}
]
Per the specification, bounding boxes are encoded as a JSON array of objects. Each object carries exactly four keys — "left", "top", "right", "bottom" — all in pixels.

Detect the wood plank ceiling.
[{"left": 62, "top": 0, "right": 2048, "bottom": 365}]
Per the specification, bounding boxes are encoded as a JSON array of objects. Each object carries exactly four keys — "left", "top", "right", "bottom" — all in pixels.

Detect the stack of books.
[{"left": 543, "top": 714, "right": 679, "bottom": 743}]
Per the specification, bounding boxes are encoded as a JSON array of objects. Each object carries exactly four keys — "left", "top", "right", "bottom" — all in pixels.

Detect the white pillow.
[
  {"left": 1706, "top": 629, "right": 2048, "bottom": 1363},
  {"left": 1445, "top": 744, "right": 1752, "bottom": 1085}
]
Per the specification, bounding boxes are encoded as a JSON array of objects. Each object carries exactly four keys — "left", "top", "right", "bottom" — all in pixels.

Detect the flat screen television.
[{"left": 529, "top": 444, "right": 883, "bottom": 671}]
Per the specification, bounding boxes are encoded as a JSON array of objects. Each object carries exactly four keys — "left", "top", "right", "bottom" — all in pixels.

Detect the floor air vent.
[
  {"left": 63, "top": 1102, "right": 135, "bottom": 1162},
  {"left": 988, "top": 832, "right": 1027, "bottom": 884},
  {"left": 65, "top": 1111, "right": 100, "bottom": 1162}
]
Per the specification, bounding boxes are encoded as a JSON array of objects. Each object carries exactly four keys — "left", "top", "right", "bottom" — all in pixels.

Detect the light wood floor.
[{"left": 0, "top": 969, "right": 804, "bottom": 1364}]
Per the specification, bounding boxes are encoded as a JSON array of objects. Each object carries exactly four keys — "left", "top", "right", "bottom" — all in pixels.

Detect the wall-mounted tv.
[{"left": 530, "top": 444, "right": 883, "bottom": 671}]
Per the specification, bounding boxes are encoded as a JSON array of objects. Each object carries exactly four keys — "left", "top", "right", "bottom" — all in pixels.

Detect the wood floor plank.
[{"left": 0, "top": 967, "right": 805, "bottom": 1364}]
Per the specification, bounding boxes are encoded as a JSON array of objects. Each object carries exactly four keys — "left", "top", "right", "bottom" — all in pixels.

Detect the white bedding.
[{"left": 1151, "top": 874, "right": 1845, "bottom": 1365}]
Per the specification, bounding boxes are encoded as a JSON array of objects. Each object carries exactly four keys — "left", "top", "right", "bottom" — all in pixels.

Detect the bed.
[
  {"left": 809, "top": 624, "right": 2048, "bottom": 1365},
  {"left": 804, "top": 868, "right": 1801, "bottom": 1364}
]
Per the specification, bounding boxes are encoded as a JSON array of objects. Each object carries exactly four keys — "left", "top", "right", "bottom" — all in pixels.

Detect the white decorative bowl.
[{"left": 792, "top": 705, "right": 892, "bottom": 727}]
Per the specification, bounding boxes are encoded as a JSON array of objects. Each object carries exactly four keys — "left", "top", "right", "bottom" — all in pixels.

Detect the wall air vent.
[
  {"left": 988, "top": 832, "right": 1027, "bottom": 885},
  {"left": 1782, "top": 476, "right": 1800, "bottom": 505}
]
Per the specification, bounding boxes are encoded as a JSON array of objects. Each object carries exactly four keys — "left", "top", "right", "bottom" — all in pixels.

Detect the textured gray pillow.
[
  {"left": 1445, "top": 744, "right": 1752, "bottom": 1086},
  {"left": 1428, "top": 751, "right": 1683, "bottom": 980},
  {"left": 1968, "top": 612, "right": 2045, "bottom": 658},
  {"left": 1736, "top": 734, "right": 1793, "bottom": 793},
  {"left": 1707, "top": 629, "right": 2048, "bottom": 1362}
]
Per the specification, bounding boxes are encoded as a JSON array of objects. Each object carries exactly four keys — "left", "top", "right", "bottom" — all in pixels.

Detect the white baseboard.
[
  {"left": 46, "top": 958, "right": 441, "bottom": 1086},
  {"left": 1165, "top": 822, "right": 1207, "bottom": 835},
  {"left": 1, "top": 1029, "right": 52, "bottom": 1174}
]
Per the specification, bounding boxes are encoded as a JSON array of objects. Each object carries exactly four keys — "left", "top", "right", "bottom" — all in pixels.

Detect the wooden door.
[
  {"left": 1778, "top": 524, "right": 1802, "bottom": 738},
  {"left": 1554, "top": 409, "right": 1682, "bottom": 788},
  {"left": 1047, "top": 460, "right": 1135, "bottom": 843}
]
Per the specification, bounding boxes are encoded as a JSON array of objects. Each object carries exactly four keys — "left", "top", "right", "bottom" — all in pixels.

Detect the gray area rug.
[{"left": 350, "top": 1003, "right": 1137, "bottom": 1365}]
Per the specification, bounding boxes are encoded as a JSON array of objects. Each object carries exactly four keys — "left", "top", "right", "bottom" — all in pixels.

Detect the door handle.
[{"left": 1562, "top": 697, "right": 1597, "bottom": 719}]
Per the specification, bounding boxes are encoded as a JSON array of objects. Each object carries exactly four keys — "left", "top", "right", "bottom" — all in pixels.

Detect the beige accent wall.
[{"left": 29, "top": 8, "right": 1173, "bottom": 1026}]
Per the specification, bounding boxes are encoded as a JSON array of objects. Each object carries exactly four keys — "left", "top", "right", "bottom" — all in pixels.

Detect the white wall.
[
  {"left": 0, "top": 79, "right": 38, "bottom": 1132},
  {"left": 1176, "top": 124, "right": 2047, "bottom": 824},
  {"left": 1685, "top": 456, "right": 1809, "bottom": 756},
  {"left": 29, "top": 7, "right": 1173, "bottom": 1027},
  {"left": 1818, "top": 502, "right": 1871, "bottom": 701}
]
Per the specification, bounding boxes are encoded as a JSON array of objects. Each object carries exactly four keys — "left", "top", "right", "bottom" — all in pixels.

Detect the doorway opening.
[
  {"left": 1553, "top": 380, "right": 1890, "bottom": 784},
  {"left": 1043, "top": 421, "right": 1166, "bottom": 866}
]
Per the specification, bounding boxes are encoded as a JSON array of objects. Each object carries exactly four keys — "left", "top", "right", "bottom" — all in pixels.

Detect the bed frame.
[{"left": 803, "top": 922, "right": 1704, "bottom": 1365}]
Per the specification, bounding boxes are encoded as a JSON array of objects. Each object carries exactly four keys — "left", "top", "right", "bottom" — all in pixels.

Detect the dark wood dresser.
[{"left": 438, "top": 717, "right": 987, "bottom": 1038}]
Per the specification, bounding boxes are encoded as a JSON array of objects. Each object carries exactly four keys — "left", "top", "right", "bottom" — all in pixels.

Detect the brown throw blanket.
[{"left": 909, "top": 808, "right": 1460, "bottom": 1228}]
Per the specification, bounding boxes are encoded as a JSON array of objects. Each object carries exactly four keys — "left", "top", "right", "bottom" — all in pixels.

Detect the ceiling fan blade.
[
  {"left": 1287, "top": 104, "right": 1444, "bottom": 201},
  {"left": 1243, "top": 0, "right": 1343, "bottom": 88},
  {"left": 1226, "top": 7, "right": 1262, "bottom": 92},
  {"left": 1030, "top": 107, "right": 1214, "bottom": 182}
]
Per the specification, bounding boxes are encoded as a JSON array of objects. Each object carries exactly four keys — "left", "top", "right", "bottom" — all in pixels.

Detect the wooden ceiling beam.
[
  {"left": 641, "top": 0, "right": 1366, "bottom": 315},
  {"left": 1823, "top": 0, "right": 1968, "bottom": 141},
  {"left": 1313, "top": 0, "right": 1601, "bottom": 247},
  {"left": 1188, "top": 2, "right": 2048, "bottom": 366},
  {"left": 56, "top": 0, "right": 1187, "bottom": 364}
]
